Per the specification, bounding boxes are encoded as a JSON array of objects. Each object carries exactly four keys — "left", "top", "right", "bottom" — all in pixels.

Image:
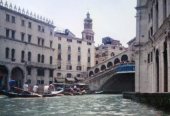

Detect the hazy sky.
[{"left": 6, "top": 0, "right": 136, "bottom": 47}]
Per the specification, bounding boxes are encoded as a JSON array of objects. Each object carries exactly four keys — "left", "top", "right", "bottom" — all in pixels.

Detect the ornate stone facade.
[
  {"left": 0, "top": 1, "right": 95, "bottom": 89},
  {"left": 135, "top": 0, "right": 170, "bottom": 93}
]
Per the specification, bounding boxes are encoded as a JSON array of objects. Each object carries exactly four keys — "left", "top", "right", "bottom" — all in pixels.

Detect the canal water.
[{"left": 0, "top": 94, "right": 169, "bottom": 116}]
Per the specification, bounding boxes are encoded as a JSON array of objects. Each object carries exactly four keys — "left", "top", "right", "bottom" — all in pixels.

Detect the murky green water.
[{"left": 0, "top": 95, "right": 169, "bottom": 116}]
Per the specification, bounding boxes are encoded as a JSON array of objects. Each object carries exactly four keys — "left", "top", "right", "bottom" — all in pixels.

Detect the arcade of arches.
[
  {"left": 0, "top": 66, "right": 24, "bottom": 90},
  {"left": 89, "top": 54, "right": 129, "bottom": 77}
]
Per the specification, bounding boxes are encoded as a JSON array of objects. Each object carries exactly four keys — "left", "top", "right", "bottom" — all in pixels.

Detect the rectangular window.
[
  {"left": 5, "top": 48, "right": 9, "bottom": 59},
  {"left": 21, "top": 33, "right": 25, "bottom": 42},
  {"left": 58, "top": 65, "right": 61, "bottom": 70},
  {"left": 37, "top": 54, "right": 41, "bottom": 62},
  {"left": 58, "top": 54, "right": 61, "bottom": 60},
  {"left": 11, "top": 49, "right": 15, "bottom": 61},
  {"left": 12, "top": 16, "right": 15, "bottom": 23},
  {"left": 38, "top": 37, "right": 41, "bottom": 45},
  {"left": 6, "top": 14, "right": 10, "bottom": 22},
  {"left": 58, "top": 37, "right": 61, "bottom": 40},
  {"left": 77, "top": 40, "right": 82, "bottom": 44},
  {"left": 68, "top": 54, "right": 71, "bottom": 61},
  {"left": 11, "top": 30, "right": 15, "bottom": 39},
  {"left": 148, "top": 53, "right": 150, "bottom": 63},
  {"left": 6, "top": 29, "right": 10, "bottom": 38},
  {"left": 66, "top": 65, "right": 72, "bottom": 70},
  {"left": 38, "top": 25, "right": 41, "bottom": 31},
  {"left": 28, "top": 22, "right": 32, "bottom": 28},
  {"left": 88, "top": 49, "right": 90, "bottom": 53},
  {"left": 42, "top": 27, "right": 45, "bottom": 32},
  {"left": 87, "top": 42, "right": 92, "bottom": 45},
  {"left": 151, "top": 52, "right": 153, "bottom": 62},
  {"left": 78, "top": 55, "right": 81, "bottom": 62},
  {"left": 77, "top": 66, "right": 82, "bottom": 70},
  {"left": 21, "top": 51, "right": 25, "bottom": 63},
  {"left": 50, "top": 56, "right": 52, "bottom": 64},
  {"left": 49, "top": 69, "right": 53, "bottom": 77},
  {"left": 21, "top": 19, "right": 25, "bottom": 26},
  {"left": 28, "top": 34, "right": 32, "bottom": 43},
  {"left": 50, "top": 31, "right": 53, "bottom": 36},
  {"left": 27, "top": 67, "right": 31, "bottom": 75},
  {"left": 88, "top": 57, "right": 91, "bottom": 63},
  {"left": 37, "top": 68, "right": 45, "bottom": 76},
  {"left": 41, "top": 55, "right": 44, "bottom": 63},
  {"left": 42, "top": 39, "right": 44, "bottom": 46},
  {"left": 50, "top": 41, "right": 53, "bottom": 48},
  {"left": 40, "top": 80, "right": 44, "bottom": 84},
  {"left": 58, "top": 44, "right": 61, "bottom": 50},
  {"left": 67, "top": 39, "right": 72, "bottom": 42},
  {"left": 28, "top": 52, "right": 31, "bottom": 62}
]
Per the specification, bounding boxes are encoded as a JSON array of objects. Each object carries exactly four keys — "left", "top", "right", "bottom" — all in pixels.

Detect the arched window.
[
  {"left": 5, "top": 47, "right": 9, "bottom": 59},
  {"left": 28, "top": 52, "right": 31, "bottom": 62}
]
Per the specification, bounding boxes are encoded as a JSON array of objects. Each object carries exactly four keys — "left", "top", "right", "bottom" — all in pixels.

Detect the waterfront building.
[
  {"left": 135, "top": 0, "right": 170, "bottom": 93},
  {"left": 54, "top": 13, "right": 95, "bottom": 83},
  {"left": 0, "top": 1, "right": 95, "bottom": 89},
  {"left": 95, "top": 37, "right": 127, "bottom": 65}
]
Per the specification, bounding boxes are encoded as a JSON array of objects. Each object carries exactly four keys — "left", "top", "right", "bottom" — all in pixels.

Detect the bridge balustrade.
[{"left": 86, "top": 63, "right": 135, "bottom": 82}]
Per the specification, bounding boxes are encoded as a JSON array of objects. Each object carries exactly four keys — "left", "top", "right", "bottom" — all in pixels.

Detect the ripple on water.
[{"left": 0, "top": 95, "right": 169, "bottom": 116}]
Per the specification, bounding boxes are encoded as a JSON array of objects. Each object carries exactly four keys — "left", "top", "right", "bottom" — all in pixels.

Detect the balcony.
[{"left": 26, "top": 62, "right": 57, "bottom": 69}]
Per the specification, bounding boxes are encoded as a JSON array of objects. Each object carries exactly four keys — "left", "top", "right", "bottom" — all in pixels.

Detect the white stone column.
[
  {"left": 159, "top": 44, "right": 164, "bottom": 92},
  {"left": 167, "top": 35, "right": 170, "bottom": 92}
]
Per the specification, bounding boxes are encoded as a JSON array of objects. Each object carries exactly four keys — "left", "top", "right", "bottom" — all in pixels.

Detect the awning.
[
  {"left": 66, "top": 78, "right": 75, "bottom": 82},
  {"left": 55, "top": 78, "right": 65, "bottom": 83},
  {"left": 75, "top": 77, "right": 84, "bottom": 81}
]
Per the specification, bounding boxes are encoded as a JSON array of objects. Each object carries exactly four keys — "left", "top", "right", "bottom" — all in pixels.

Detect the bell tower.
[{"left": 82, "top": 12, "right": 94, "bottom": 42}]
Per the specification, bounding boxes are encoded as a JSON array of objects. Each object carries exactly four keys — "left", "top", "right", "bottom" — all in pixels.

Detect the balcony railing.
[{"left": 27, "top": 61, "right": 57, "bottom": 69}]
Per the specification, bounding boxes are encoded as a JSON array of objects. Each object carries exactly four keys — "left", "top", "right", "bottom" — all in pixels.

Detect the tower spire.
[{"left": 82, "top": 12, "right": 94, "bottom": 42}]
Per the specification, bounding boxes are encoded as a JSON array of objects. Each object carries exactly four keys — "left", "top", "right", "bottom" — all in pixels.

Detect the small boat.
[
  {"left": 95, "top": 91, "right": 103, "bottom": 94},
  {"left": 42, "top": 88, "right": 64, "bottom": 97},
  {"left": 1, "top": 90, "right": 41, "bottom": 98}
]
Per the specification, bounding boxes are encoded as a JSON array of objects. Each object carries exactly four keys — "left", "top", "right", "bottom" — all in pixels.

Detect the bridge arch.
[
  {"left": 101, "top": 65, "right": 106, "bottom": 71},
  {"left": 89, "top": 71, "right": 94, "bottom": 77},
  {"left": 121, "top": 54, "right": 128, "bottom": 62},
  {"left": 107, "top": 62, "right": 113, "bottom": 68},
  {"left": 94, "top": 68, "right": 100, "bottom": 74},
  {"left": 114, "top": 58, "right": 120, "bottom": 65}
]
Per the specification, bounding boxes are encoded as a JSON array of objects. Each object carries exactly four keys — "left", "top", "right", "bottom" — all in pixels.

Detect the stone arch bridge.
[{"left": 85, "top": 50, "right": 135, "bottom": 93}]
